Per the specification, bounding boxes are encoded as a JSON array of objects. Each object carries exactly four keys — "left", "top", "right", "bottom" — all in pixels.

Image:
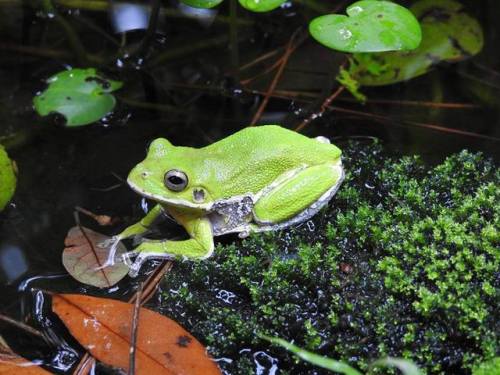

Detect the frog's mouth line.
[{"left": 127, "top": 178, "right": 214, "bottom": 211}]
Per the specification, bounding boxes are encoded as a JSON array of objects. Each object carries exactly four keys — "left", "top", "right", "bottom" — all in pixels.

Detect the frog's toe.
[{"left": 128, "top": 253, "right": 147, "bottom": 278}]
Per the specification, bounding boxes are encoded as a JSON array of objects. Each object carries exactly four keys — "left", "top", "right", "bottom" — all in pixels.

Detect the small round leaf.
[
  {"left": 0, "top": 146, "right": 16, "bottom": 211},
  {"left": 238, "top": 0, "right": 287, "bottom": 13},
  {"left": 309, "top": 0, "right": 422, "bottom": 53},
  {"left": 33, "top": 68, "right": 123, "bottom": 127},
  {"left": 180, "top": 0, "right": 224, "bottom": 8}
]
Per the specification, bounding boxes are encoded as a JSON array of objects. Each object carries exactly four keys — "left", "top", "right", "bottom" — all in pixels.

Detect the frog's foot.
[
  {"left": 99, "top": 235, "right": 124, "bottom": 268},
  {"left": 122, "top": 250, "right": 175, "bottom": 278}
]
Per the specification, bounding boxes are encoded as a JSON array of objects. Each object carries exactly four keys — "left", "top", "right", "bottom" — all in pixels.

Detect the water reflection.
[{"left": 0, "top": 243, "right": 28, "bottom": 283}]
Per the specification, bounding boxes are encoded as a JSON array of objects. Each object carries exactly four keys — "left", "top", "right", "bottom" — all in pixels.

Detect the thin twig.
[
  {"left": 338, "top": 97, "right": 480, "bottom": 109},
  {"left": 328, "top": 105, "right": 500, "bottom": 141},
  {"left": 128, "top": 284, "right": 143, "bottom": 375},
  {"left": 0, "top": 314, "right": 45, "bottom": 339},
  {"left": 295, "top": 86, "right": 345, "bottom": 132},
  {"left": 250, "top": 29, "right": 307, "bottom": 125},
  {"left": 237, "top": 49, "right": 282, "bottom": 73}
]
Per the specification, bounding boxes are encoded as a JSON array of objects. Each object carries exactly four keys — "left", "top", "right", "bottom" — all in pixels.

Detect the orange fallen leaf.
[
  {"left": 62, "top": 226, "right": 129, "bottom": 288},
  {"left": 52, "top": 294, "right": 221, "bottom": 375},
  {"left": 0, "top": 352, "right": 52, "bottom": 374}
]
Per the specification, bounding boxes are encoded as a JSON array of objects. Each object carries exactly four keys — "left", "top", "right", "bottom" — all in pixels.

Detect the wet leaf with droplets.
[
  {"left": 180, "top": 0, "right": 224, "bottom": 9},
  {"left": 238, "top": 0, "right": 287, "bottom": 13},
  {"left": 349, "top": 0, "right": 484, "bottom": 86},
  {"left": 33, "top": 68, "right": 122, "bottom": 127},
  {"left": 0, "top": 145, "right": 16, "bottom": 211},
  {"left": 309, "top": 0, "right": 421, "bottom": 53},
  {"left": 52, "top": 294, "right": 221, "bottom": 375},
  {"left": 62, "top": 226, "right": 129, "bottom": 288}
]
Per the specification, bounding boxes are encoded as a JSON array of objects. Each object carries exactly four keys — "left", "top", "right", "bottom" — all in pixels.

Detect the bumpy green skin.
[
  {"left": 160, "top": 142, "right": 499, "bottom": 374},
  {"left": 120, "top": 125, "right": 342, "bottom": 274},
  {"left": 0, "top": 145, "right": 16, "bottom": 211},
  {"left": 472, "top": 357, "right": 500, "bottom": 375}
]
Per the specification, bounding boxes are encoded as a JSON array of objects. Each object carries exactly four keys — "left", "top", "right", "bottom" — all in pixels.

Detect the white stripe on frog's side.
[{"left": 128, "top": 159, "right": 344, "bottom": 236}]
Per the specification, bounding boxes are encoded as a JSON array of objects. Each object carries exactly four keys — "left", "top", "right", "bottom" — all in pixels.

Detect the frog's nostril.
[
  {"left": 193, "top": 188, "right": 205, "bottom": 203},
  {"left": 141, "top": 171, "right": 149, "bottom": 179}
]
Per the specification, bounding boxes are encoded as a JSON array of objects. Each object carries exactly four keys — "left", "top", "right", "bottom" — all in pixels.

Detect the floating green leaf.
[
  {"left": 261, "top": 335, "right": 363, "bottom": 375},
  {"left": 238, "top": 0, "right": 286, "bottom": 13},
  {"left": 180, "top": 0, "right": 224, "bottom": 8},
  {"left": 0, "top": 145, "right": 16, "bottom": 211},
  {"left": 309, "top": 1, "right": 421, "bottom": 53},
  {"left": 33, "top": 68, "right": 123, "bottom": 127},
  {"left": 350, "top": 0, "right": 483, "bottom": 86}
]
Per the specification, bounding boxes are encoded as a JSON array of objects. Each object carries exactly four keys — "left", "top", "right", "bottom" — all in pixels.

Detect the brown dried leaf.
[
  {"left": 62, "top": 226, "right": 128, "bottom": 288},
  {"left": 52, "top": 294, "right": 221, "bottom": 375}
]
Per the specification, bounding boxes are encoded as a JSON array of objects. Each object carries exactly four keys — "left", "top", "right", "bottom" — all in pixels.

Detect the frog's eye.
[{"left": 164, "top": 169, "right": 188, "bottom": 192}]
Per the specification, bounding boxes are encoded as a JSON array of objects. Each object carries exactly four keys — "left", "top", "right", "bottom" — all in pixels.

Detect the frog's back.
[
  {"left": 208, "top": 125, "right": 340, "bottom": 162},
  {"left": 198, "top": 125, "right": 341, "bottom": 197}
]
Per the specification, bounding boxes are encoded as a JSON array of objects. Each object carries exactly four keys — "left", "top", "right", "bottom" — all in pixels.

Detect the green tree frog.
[{"left": 109, "top": 125, "right": 344, "bottom": 276}]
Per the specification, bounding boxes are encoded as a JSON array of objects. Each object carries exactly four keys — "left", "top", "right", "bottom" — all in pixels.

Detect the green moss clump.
[{"left": 158, "top": 141, "right": 499, "bottom": 374}]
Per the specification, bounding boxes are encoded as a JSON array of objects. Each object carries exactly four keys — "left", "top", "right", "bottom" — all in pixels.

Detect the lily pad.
[
  {"left": 33, "top": 68, "right": 122, "bottom": 127},
  {"left": 350, "top": 0, "right": 483, "bottom": 86},
  {"left": 0, "top": 145, "right": 16, "bottom": 211},
  {"left": 238, "top": 0, "right": 286, "bottom": 13},
  {"left": 180, "top": 0, "right": 224, "bottom": 9},
  {"left": 309, "top": 0, "right": 421, "bottom": 53}
]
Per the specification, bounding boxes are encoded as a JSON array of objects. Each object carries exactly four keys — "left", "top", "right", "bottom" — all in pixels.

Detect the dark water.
[{"left": 0, "top": 0, "right": 499, "bottom": 373}]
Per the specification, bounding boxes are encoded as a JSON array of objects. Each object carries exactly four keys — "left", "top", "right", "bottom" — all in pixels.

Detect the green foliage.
[
  {"left": 33, "top": 68, "right": 122, "bottom": 127},
  {"left": 336, "top": 66, "right": 366, "bottom": 103},
  {"left": 160, "top": 143, "right": 499, "bottom": 374},
  {"left": 0, "top": 145, "right": 16, "bottom": 211},
  {"left": 238, "top": 0, "right": 286, "bottom": 13},
  {"left": 350, "top": 0, "right": 484, "bottom": 86},
  {"left": 309, "top": 1, "right": 421, "bottom": 53},
  {"left": 472, "top": 357, "right": 500, "bottom": 375},
  {"left": 261, "top": 335, "right": 363, "bottom": 375},
  {"left": 180, "top": 0, "right": 224, "bottom": 8}
]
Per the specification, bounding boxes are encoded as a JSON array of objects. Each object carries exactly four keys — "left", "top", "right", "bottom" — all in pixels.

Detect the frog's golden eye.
[{"left": 164, "top": 169, "right": 188, "bottom": 192}]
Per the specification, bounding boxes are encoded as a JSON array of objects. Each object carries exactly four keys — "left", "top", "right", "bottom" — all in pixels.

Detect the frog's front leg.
[
  {"left": 103, "top": 204, "right": 163, "bottom": 266},
  {"left": 127, "top": 209, "right": 214, "bottom": 277},
  {"left": 253, "top": 163, "right": 343, "bottom": 225}
]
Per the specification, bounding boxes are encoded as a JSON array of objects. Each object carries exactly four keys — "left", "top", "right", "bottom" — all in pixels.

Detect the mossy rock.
[{"left": 159, "top": 141, "right": 499, "bottom": 374}]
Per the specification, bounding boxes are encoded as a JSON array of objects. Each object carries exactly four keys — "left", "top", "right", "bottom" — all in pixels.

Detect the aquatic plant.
[{"left": 159, "top": 141, "right": 499, "bottom": 374}]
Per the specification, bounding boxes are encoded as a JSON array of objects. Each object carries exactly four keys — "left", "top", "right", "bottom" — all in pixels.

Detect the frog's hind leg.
[{"left": 252, "top": 163, "right": 344, "bottom": 231}]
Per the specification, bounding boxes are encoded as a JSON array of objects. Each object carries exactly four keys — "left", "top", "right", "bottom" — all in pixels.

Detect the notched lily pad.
[
  {"left": 62, "top": 226, "right": 129, "bottom": 288},
  {"left": 33, "top": 68, "right": 122, "bottom": 127},
  {"left": 238, "top": 0, "right": 286, "bottom": 13},
  {"left": 0, "top": 145, "right": 16, "bottom": 211},
  {"left": 350, "top": 0, "right": 484, "bottom": 86},
  {"left": 309, "top": 0, "right": 422, "bottom": 53},
  {"left": 180, "top": 0, "right": 224, "bottom": 9}
]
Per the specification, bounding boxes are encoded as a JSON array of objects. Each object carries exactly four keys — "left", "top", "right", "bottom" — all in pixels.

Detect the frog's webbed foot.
[
  {"left": 122, "top": 250, "right": 175, "bottom": 278},
  {"left": 98, "top": 235, "right": 123, "bottom": 268}
]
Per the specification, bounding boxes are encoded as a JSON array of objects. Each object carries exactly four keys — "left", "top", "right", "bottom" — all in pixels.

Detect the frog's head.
[{"left": 127, "top": 138, "right": 213, "bottom": 210}]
